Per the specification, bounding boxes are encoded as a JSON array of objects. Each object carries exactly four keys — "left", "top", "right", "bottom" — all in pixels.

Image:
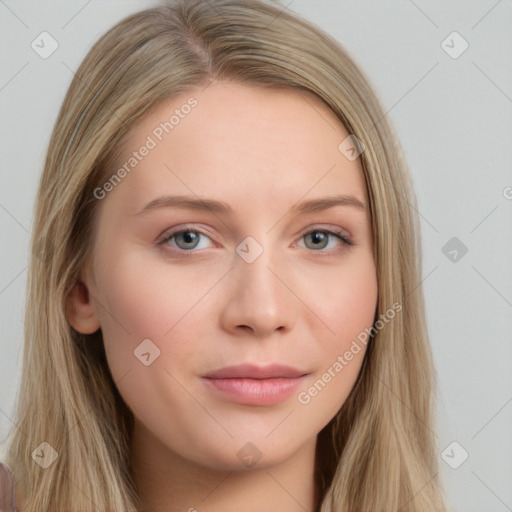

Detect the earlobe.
[{"left": 65, "top": 279, "right": 101, "bottom": 334}]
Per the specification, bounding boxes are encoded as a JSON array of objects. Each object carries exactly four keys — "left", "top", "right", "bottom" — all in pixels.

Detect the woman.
[{"left": 3, "top": 0, "right": 449, "bottom": 510}]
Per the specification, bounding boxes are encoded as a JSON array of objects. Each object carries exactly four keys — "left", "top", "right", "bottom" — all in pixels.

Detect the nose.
[{"left": 219, "top": 241, "right": 298, "bottom": 339}]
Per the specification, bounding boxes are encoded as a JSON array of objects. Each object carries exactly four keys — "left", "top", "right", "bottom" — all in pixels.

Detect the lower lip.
[{"left": 202, "top": 376, "right": 306, "bottom": 406}]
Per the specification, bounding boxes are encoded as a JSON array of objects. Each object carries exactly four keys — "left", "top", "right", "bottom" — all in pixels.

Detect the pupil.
[
  {"left": 179, "top": 231, "right": 198, "bottom": 247},
  {"left": 308, "top": 231, "right": 327, "bottom": 249}
]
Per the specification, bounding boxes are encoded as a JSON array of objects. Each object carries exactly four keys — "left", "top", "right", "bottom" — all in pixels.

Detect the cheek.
[
  {"left": 91, "top": 252, "right": 219, "bottom": 375},
  {"left": 90, "top": 256, "right": 206, "bottom": 423},
  {"left": 304, "top": 251, "right": 378, "bottom": 343},
  {"left": 91, "top": 254, "right": 181, "bottom": 374},
  {"left": 302, "top": 254, "right": 377, "bottom": 397},
  {"left": 94, "top": 248, "right": 205, "bottom": 333}
]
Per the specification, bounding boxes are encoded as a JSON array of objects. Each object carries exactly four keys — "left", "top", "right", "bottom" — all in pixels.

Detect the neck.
[{"left": 129, "top": 421, "right": 318, "bottom": 512}]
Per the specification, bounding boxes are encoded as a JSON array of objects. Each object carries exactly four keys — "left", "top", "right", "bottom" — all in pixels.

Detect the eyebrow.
[{"left": 136, "top": 194, "right": 367, "bottom": 216}]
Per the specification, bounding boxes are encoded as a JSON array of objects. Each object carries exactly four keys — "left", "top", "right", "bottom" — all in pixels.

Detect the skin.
[{"left": 67, "top": 80, "right": 378, "bottom": 512}]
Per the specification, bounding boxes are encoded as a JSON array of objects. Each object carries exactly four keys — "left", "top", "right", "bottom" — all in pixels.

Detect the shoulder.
[{"left": 16, "top": 487, "right": 25, "bottom": 511}]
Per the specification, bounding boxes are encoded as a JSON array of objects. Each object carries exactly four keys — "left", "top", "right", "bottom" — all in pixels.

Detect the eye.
[
  {"left": 157, "top": 225, "right": 353, "bottom": 256},
  {"left": 299, "top": 228, "right": 353, "bottom": 252},
  {"left": 159, "top": 228, "right": 214, "bottom": 252}
]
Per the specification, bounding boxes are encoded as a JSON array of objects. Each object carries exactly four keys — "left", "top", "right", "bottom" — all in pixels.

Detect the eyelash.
[{"left": 157, "top": 226, "right": 354, "bottom": 256}]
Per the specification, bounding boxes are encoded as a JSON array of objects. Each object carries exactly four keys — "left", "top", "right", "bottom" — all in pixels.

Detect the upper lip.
[{"left": 203, "top": 363, "right": 308, "bottom": 379}]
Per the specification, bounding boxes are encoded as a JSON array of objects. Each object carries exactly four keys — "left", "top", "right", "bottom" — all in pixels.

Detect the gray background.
[{"left": 1, "top": 1, "right": 511, "bottom": 511}]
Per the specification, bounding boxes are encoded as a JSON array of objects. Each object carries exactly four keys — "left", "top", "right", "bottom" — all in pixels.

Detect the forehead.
[{"left": 103, "top": 80, "right": 368, "bottom": 215}]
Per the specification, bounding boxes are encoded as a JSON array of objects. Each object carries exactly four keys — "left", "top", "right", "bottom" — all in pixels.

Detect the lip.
[
  {"left": 202, "top": 363, "right": 309, "bottom": 406},
  {"left": 203, "top": 363, "right": 307, "bottom": 379}
]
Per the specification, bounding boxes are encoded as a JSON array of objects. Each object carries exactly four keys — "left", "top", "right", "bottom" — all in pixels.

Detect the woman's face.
[{"left": 70, "top": 80, "right": 378, "bottom": 471}]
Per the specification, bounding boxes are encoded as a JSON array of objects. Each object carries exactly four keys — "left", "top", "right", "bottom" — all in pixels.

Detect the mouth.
[{"left": 202, "top": 363, "right": 309, "bottom": 406}]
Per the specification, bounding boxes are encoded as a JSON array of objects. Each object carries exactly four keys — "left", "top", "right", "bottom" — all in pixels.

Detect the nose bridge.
[
  {"left": 220, "top": 234, "right": 297, "bottom": 337},
  {"left": 235, "top": 234, "right": 280, "bottom": 302}
]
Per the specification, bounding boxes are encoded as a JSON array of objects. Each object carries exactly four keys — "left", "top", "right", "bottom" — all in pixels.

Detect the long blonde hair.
[{"left": 4, "top": 1, "right": 449, "bottom": 510}]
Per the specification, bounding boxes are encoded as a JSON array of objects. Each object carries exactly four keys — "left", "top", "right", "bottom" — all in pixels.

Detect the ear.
[{"left": 65, "top": 277, "right": 101, "bottom": 334}]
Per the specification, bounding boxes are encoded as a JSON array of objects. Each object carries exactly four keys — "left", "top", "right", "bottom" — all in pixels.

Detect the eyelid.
[
  {"left": 297, "top": 224, "right": 353, "bottom": 246},
  {"left": 156, "top": 225, "right": 216, "bottom": 248}
]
